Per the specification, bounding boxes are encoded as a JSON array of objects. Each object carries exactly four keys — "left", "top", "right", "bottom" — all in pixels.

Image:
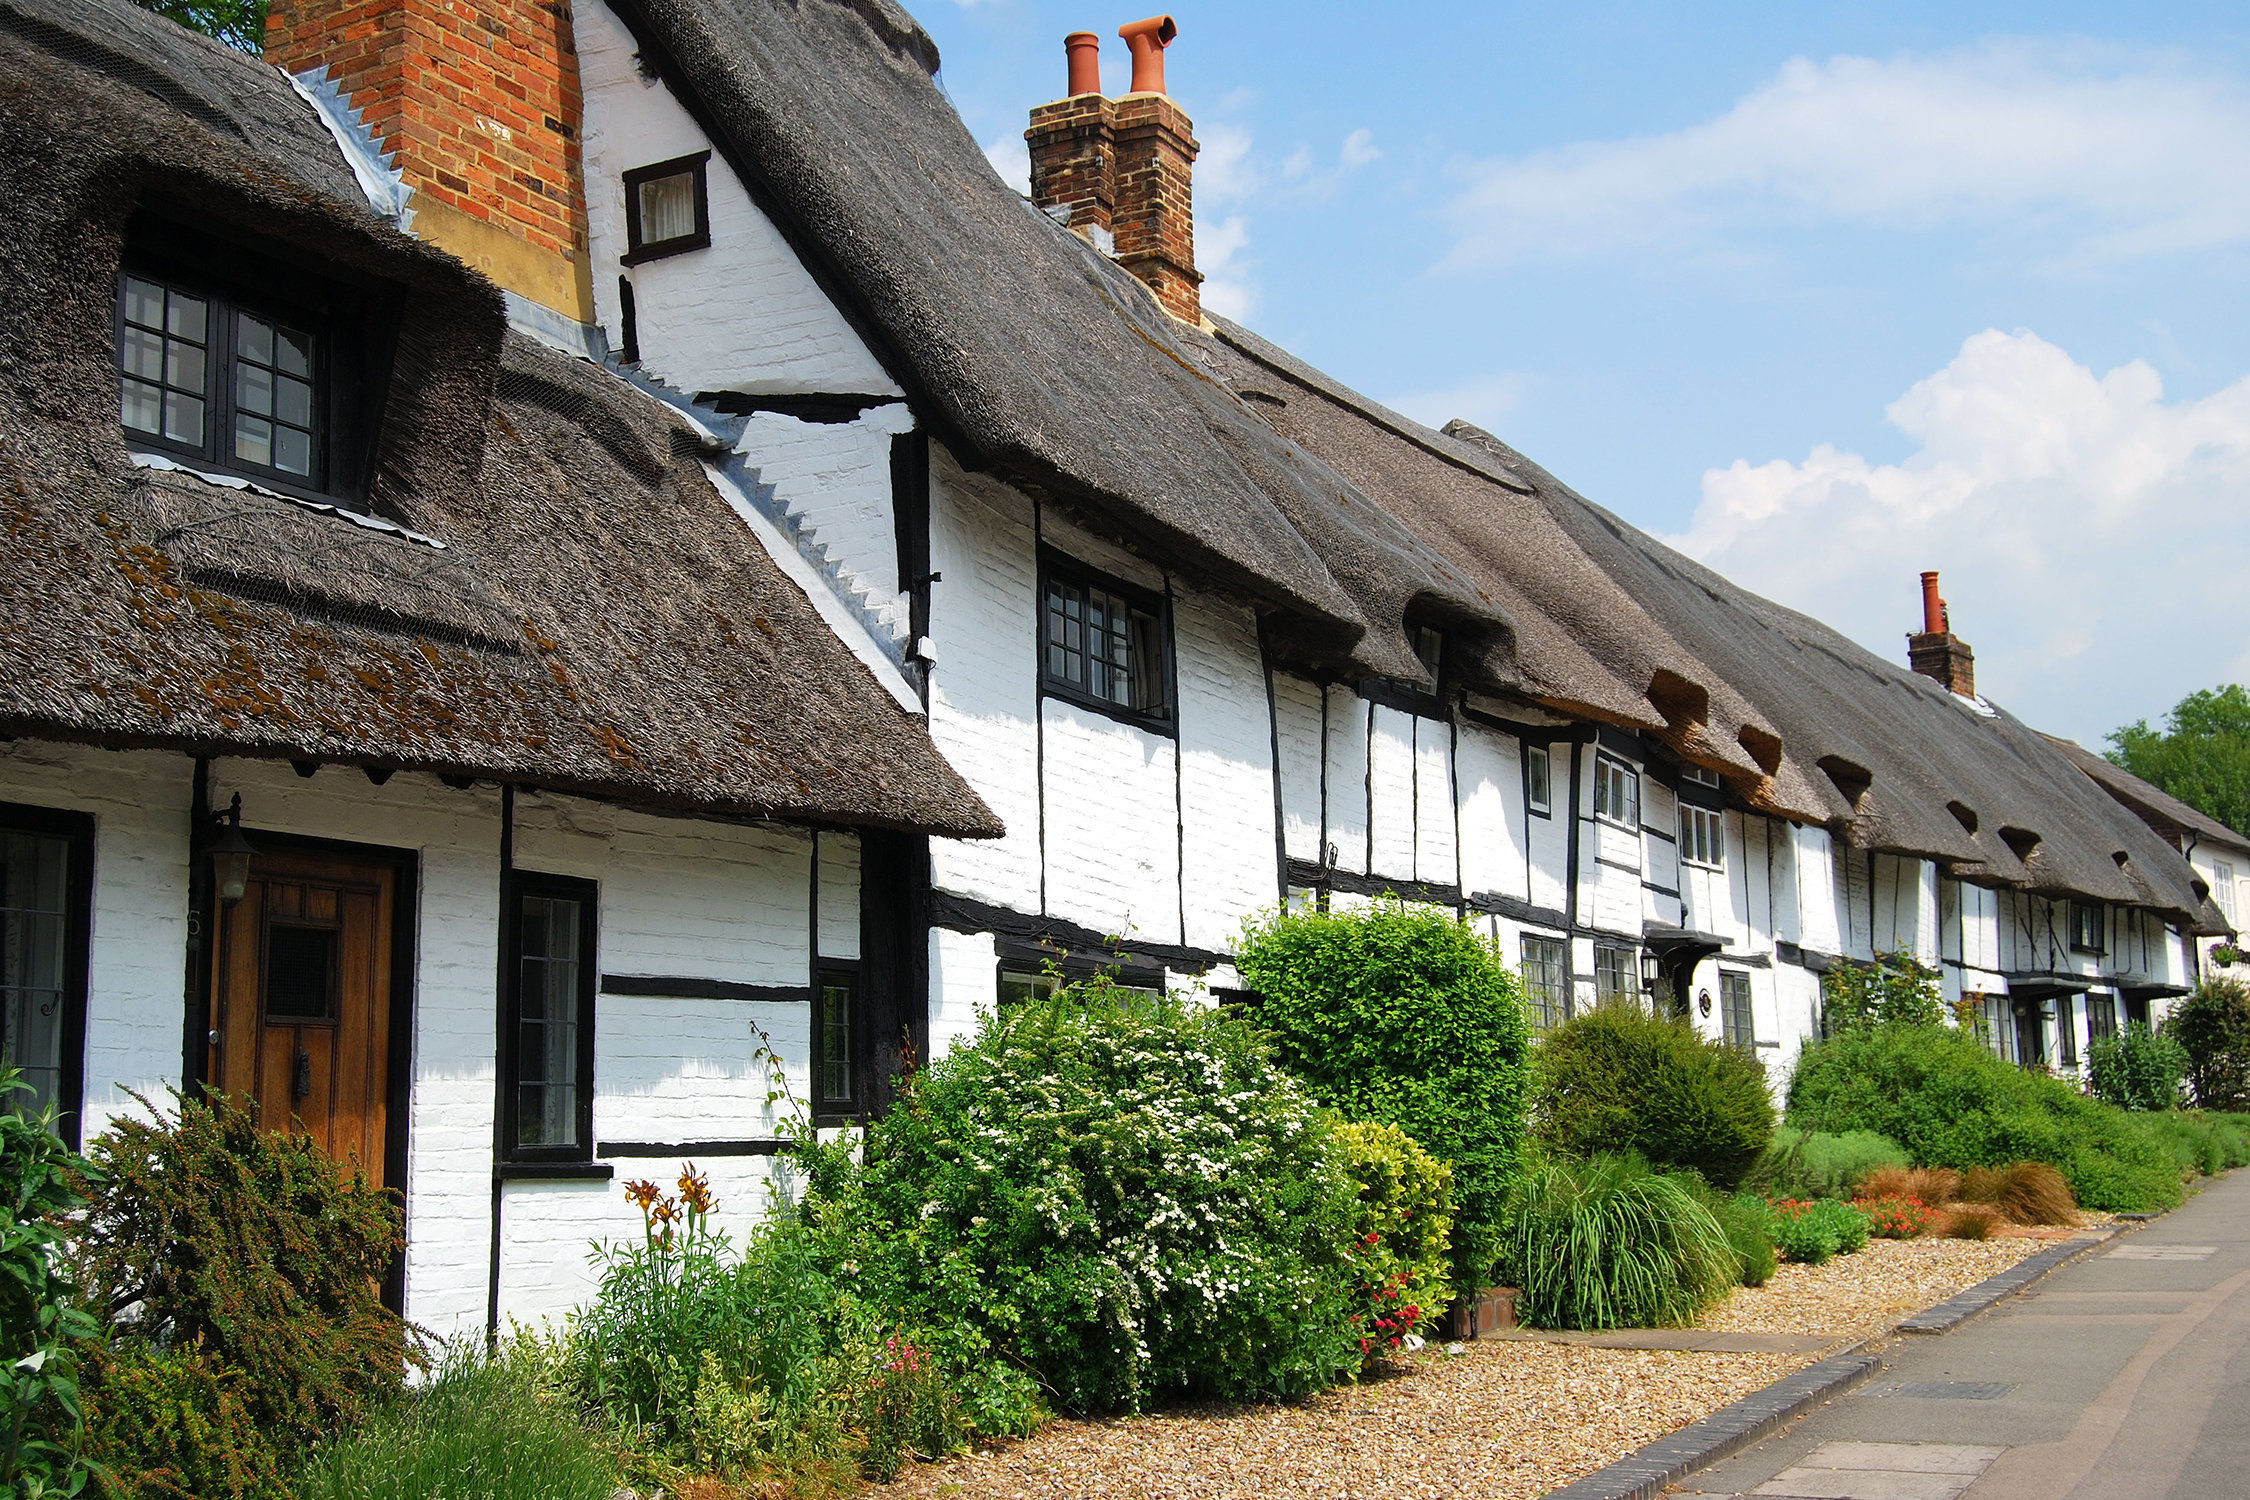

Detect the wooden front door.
[{"left": 209, "top": 847, "right": 394, "bottom": 1188}]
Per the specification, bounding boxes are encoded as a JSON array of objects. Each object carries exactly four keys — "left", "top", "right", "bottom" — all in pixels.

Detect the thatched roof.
[
  {"left": 1200, "top": 320, "right": 2216, "bottom": 927},
  {"left": 603, "top": 0, "right": 1510, "bottom": 683},
  {"left": 0, "top": 0, "right": 999, "bottom": 837},
  {"left": 2044, "top": 735, "right": 2250, "bottom": 861}
]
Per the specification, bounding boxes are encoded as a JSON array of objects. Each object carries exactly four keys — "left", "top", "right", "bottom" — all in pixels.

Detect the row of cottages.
[{"left": 0, "top": 0, "right": 2230, "bottom": 1342}]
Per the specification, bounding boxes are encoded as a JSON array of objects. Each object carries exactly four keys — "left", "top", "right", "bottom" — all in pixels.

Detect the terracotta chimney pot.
[
  {"left": 1119, "top": 15, "right": 1178, "bottom": 95},
  {"left": 1920, "top": 571, "right": 1944, "bottom": 635},
  {"left": 1064, "top": 31, "right": 1102, "bottom": 98}
]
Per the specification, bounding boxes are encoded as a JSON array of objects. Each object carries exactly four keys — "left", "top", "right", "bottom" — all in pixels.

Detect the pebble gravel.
[{"left": 882, "top": 1233, "right": 2061, "bottom": 1500}]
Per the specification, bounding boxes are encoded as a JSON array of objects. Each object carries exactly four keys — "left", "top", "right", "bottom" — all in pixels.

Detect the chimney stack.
[
  {"left": 1907, "top": 569, "right": 1976, "bottom": 698},
  {"left": 265, "top": 0, "right": 594, "bottom": 322},
  {"left": 1025, "top": 17, "right": 1203, "bottom": 325}
]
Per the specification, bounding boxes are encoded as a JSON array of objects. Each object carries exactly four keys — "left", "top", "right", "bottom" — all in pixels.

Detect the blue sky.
[{"left": 914, "top": 1, "right": 2250, "bottom": 747}]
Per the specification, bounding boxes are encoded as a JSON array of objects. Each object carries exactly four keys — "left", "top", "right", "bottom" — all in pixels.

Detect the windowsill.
[
  {"left": 622, "top": 233, "right": 712, "bottom": 266},
  {"left": 494, "top": 1160, "right": 614, "bottom": 1182}
]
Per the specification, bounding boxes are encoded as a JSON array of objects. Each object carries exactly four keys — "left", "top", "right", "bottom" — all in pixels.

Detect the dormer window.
[
  {"left": 1413, "top": 627, "right": 1444, "bottom": 695},
  {"left": 119, "top": 274, "right": 321, "bottom": 484},
  {"left": 622, "top": 152, "right": 711, "bottom": 264}
]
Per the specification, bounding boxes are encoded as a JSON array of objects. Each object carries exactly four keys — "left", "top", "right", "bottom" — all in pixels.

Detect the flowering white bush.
[{"left": 835, "top": 982, "right": 1363, "bottom": 1412}]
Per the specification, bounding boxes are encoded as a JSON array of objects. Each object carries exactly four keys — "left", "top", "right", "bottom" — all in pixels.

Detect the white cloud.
[
  {"left": 1197, "top": 122, "right": 1261, "bottom": 205},
  {"left": 1387, "top": 373, "right": 1530, "bottom": 435},
  {"left": 1444, "top": 41, "right": 2250, "bottom": 268},
  {"left": 982, "top": 133, "right": 1030, "bottom": 196},
  {"left": 1669, "top": 330, "right": 2250, "bottom": 738},
  {"left": 1199, "top": 215, "right": 1257, "bottom": 321},
  {"left": 1340, "top": 128, "right": 1382, "bottom": 167}
]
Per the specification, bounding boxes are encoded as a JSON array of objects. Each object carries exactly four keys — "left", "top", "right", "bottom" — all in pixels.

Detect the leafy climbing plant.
[{"left": 0, "top": 1068, "right": 104, "bottom": 1497}]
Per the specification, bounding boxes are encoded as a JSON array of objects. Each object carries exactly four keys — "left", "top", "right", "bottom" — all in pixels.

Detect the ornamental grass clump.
[
  {"left": 1958, "top": 1162, "right": 2077, "bottom": 1226},
  {"left": 1234, "top": 901, "right": 1531, "bottom": 1294},
  {"left": 1505, "top": 1154, "right": 1739, "bottom": 1330},
  {"left": 841, "top": 982, "right": 1364, "bottom": 1413},
  {"left": 1534, "top": 1001, "right": 1775, "bottom": 1190},
  {"left": 1741, "top": 1125, "right": 1909, "bottom": 1201}
]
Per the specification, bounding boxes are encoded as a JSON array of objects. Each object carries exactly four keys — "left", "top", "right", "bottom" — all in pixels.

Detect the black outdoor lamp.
[
  {"left": 1640, "top": 950, "right": 1663, "bottom": 995},
  {"left": 208, "top": 793, "right": 257, "bottom": 905}
]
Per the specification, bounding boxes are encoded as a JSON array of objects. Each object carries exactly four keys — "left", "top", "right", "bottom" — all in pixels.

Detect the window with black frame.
[
  {"left": 502, "top": 874, "right": 597, "bottom": 1161},
  {"left": 1719, "top": 969, "right": 1755, "bottom": 1048},
  {"left": 0, "top": 807, "right": 91, "bottom": 1142},
  {"left": 1040, "top": 558, "right": 1171, "bottom": 725},
  {"left": 622, "top": 152, "right": 712, "bottom": 264},
  {"left": 1594, "top": 944, "right": 1636, "bottom": 1006},
  {"left": 1520, "top": 934, "right": 1569, "bottom": 1030},
  {"left": 1526, "top": 745, "right": 1552, "bottom": 816},
  {"left": 816, "top": 969, "right": 857, "bottom": 1112},
  {"left": 2069, "top": 902, "right": 2106, "bottom": 955},
  {"left": 2087, "top": 992, "right": 2118, "bottom": 1042},
  {"left": 117, "top": 272, "right": 322, "bottom": 486}
]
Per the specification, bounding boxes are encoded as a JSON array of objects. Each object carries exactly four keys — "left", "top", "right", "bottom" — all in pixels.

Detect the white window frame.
[
  {"left": 1526, "top": 745, "right": 1552, "bottom": 817},
  {"left": 1679, "top": 804, "right": 1726, "bottom": 870},
  {"left": 2213, "top": 860, "right": 2237, "bottom": 923},
  {"left": 1682, "top": 764, "right": 1720, "bottom": 788},
  {"left": 1592, "top": 754, "right": 1638, "bottom": 828}
]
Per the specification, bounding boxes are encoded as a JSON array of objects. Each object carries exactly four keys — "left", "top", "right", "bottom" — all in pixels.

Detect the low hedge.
[{"left": 1785, "top": 1024, "right": 2183, "bottom": 1211}]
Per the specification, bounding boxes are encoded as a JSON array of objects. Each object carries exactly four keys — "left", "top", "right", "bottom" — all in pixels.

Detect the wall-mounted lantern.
[
  {"left": 208, "top": 793, "right": 257, "bottom": 905},
  {"left": 1640, "top": 951, "right": 1663, "bottom": 994}
]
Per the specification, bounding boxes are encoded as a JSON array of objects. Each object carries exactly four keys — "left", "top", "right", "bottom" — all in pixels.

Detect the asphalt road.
[{"left": 1679, "top": 1167, "right": 2250, "bottom": 1500}]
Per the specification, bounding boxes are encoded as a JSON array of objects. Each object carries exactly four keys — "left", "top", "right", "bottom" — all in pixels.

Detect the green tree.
[
  {"left": 132, "top": 0, "right": 267, "bottom": 52},
  {"left": 2107, "top": 684, "right": 2250, "bottom": 838}
]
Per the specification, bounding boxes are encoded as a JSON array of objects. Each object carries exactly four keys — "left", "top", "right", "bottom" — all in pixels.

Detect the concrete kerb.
[{"left": 1537, "top": 1224, "right": 2127, "bottom": 1500}]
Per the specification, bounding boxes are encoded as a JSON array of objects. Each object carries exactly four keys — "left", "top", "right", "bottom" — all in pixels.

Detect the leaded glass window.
[
  {"left": 1, "top": 832, "right": 71, "bottom": 1118},
  {"left": 1520, "top": 935, "right": 1569, "bottom": 1031},
  {"left": 1594, "top": 944, "right": 1635, "bottom": 1005},
  {"left": 1041, "top": 564, "right": 1169, "bottom": 721},
  {"left": 1719, "top": 969, "right": 1755, "bottom": 1049},
  {"left": 819, "top": 972, "right": 855, "bottom": 1107},
  {"left": 505, "top": 876, "right": 594, "bottom": 1160},
  {"left": 115, "top": 272, "right": 322, "bottom": 486}
]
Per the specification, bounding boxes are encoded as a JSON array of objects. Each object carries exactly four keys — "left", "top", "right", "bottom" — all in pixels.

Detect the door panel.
[{"left": 209, "top": 848, "right": 393, "bottom": 1188}]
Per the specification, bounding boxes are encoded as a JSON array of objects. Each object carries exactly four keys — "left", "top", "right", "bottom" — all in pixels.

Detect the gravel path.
[{"left": 884, "top": 1232, "right": 2065, "bottom": 1500}]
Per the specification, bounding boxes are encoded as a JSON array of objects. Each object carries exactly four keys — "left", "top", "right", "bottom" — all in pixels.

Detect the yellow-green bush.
[{"left": 1335, "top": 1120, "right": 1453, "bottom": 1361}]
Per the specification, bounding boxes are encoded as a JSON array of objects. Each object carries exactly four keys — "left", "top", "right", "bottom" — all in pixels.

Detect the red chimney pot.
[
  {"left": 1063, "top": 31, "right": 1102, "bottom": 98},
  {"left": 1919, "top": 570, "right": 1943, "bottom": 635},
  {"left": 1119, "top": 15, "right": 1177, "bottom": 95}
]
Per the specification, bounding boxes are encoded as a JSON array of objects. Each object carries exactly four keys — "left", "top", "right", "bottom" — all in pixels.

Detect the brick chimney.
[
  {"left": 1025, "top": 17, "right": 1202, "bottom": 325},
  {"left": 1907, "top": 570, "right": 1976, "bottom": 698},
  {"left": 265, "top": 0, "right": 594, "bottom": 322}
]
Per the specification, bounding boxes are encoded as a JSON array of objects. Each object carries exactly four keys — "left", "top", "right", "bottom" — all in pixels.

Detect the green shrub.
[
  {"left": 1785, "top": 1024, "right": 2184, "bottom": 1212},
  {"left": 72, "top": 1090, "right": 420, "bottom": 1452},
  {"left": 1821, "top": 953, "right": 1947, "bottom": 1033},
  {"left": 1504, "top": 1155, "right": 1740, "bottom": 1330},
  {"left": 1534, "top": 1002, "right": 1776, "bottom": 1189},
  {"left": 1234, "top": 901, "right": 1532, "bottom": 1292},
  {"left": 2167, "top": 979, "right": 2250, "bottom": 1111},
  {"left": 2087, "top": 1023, "right": 2190, "bottom": 1111},
  {"left": 0, "top": 1069, "right": 103, "bottom": 1499},
  {"left": 1334, "top": 1120, "right": 1453, "bottom": 1362},
  {"left": 840, "top": 984, "right": 1362, "bottom": 1413},
  {"left": 296, "top": 1342, "right": 615, "bottom": 1500},
  {"left": 83, "top": 1342, "right": 289, "bottom": 1500},
  {"left": 2131, "top": 1111, "right": 2250, "bottom": 1178},
  {"left": 1765, "top": 1198, "right": 1871, "bottom": 1264},
  {"left": 1672, "top": 1174, "right": 1776, "bottom": 1287},
  {"left": 1743, "top": 1125, "right": 1911, "bottom": 1200}
]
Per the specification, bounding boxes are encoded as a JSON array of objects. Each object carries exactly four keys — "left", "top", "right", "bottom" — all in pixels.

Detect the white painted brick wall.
[
  {"left": 925, "top": 454, "right": 1041, "bottom": 911},
  {"left": 596, "top": 995, "right": 809, "bottom": 1143},
  {"left": 817, "top": 831, "right": 861, "bottom": 961},
  {"left": 737, "top": 407, "right": 917, "bottom": 641},
  {"left": 1324, "top": 692, "right": 1371, "bottom": 876},
  {"left": 1413, "top": 721, "right": 1457, "bottom": 888},
  {"left": 1795, "top": 826, "right": 1840, "bottom": 955},
  {"left": 1526, "top": 750, "right": 1570, "bottom": 916},
  {"left": 1175, "top": 587, "right": 1280, "bottom": 952},
  {"left": 573, "top": 0, "right": 900, "bottom": 396},
  {"left": 1368, "top": 706, "right": 1415, "bottom": 881},
  {"left": 1041, "top": 699, "right": 1180, "bottom": 944},
  {"left": 0, "top": 743, "right": 191, "bottom": 1134},
  {"left": 930, "top": 927, "right": 998, "bottom": 1059},
  {"left": 1455, "top": 722, "right": 1522, "bottom": 903},
  {"left": 1272, "top": 671, "right": 1324, "bottom": 865}
]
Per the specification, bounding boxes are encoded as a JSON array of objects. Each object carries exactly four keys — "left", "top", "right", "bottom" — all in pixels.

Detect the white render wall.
[
  {"left": 573, "top": 0, "right": 901, "bottom": 397},
  {"left": 735, "top": 407, "right": 918, "bottom": 644}
]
